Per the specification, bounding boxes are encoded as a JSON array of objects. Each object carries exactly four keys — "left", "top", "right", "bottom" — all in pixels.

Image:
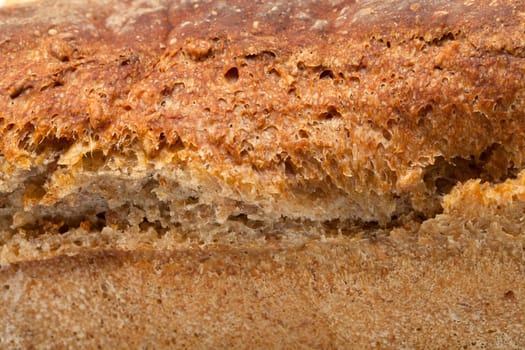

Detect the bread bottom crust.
[{"left": 1, "top": 226, "right": 524, "bottom": 349}]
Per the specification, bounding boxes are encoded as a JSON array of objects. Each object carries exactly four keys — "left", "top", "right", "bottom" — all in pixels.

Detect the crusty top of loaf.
[{"left": 1, "top": 0, "right": 525, "bottom": 228}]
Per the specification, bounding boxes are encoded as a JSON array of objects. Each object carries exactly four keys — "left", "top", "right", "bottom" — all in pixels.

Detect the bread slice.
[{"left": 1, "top": 0, "right": 525, "bottom": 347}]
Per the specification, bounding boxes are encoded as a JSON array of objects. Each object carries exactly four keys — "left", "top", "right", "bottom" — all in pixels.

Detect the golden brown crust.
[{"left": 1, "top": 0, "right": 525, "bottom": 229}]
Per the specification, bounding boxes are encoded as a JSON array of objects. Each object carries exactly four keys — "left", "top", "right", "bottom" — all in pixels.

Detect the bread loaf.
[{"left": 1, "top": 0, "right": 525, "bottom": 347}]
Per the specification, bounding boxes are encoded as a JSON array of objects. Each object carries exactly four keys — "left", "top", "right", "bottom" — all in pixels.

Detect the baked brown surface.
[
  {"left": 1, "top": 0, "right": 525, "bottom": 347},
  {"left": 1, "top": 0, "right": 525, "bottom": 259}
]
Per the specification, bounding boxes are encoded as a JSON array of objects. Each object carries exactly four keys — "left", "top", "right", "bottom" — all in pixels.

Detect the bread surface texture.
[
  {"left": 1, "top": 0, "right": 525, "bottom": 262},
  {"left": 1, "top": 0, "right": 525, "bottom": 348},
  {"left": 2, "top": 225, "right": 525, "bottom": 349}
]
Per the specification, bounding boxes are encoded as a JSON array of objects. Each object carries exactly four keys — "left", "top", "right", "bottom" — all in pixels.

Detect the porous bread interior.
[
  {"left": 0, "top": 58, "right": 522, "bottom": 264},
  {"left": 0, "top": 132, "right": 524, "bottom": 264},
  {"left": 0, "top": 139, "right": 393, "bottom": 263},
  {"left": 1, "top": 0, "right": 525, "bottom": 264}
]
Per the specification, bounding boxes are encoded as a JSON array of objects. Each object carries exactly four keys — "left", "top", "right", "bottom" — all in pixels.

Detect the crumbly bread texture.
[
  {"left": 1, "top": 0, "right": 525, "bottom": 264},
  {"left": 1, "top": 0, "right": 525, "bottom": 347}
]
